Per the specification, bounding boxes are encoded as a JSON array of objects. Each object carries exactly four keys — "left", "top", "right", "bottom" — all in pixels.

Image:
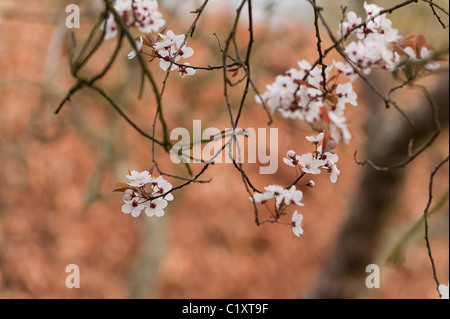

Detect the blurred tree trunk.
[{"left": 305, "top": 75, "right": 449, "bottom": 299}]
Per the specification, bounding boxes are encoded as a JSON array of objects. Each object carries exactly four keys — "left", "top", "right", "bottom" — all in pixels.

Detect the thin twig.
[{"left": 423, "top": 155, "right": 449, "bottom": 297}]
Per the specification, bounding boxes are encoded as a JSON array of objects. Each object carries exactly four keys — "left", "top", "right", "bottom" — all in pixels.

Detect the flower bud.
[
  {"left": 287, "top": 150, "right": 297, "bottom": 160},
  {"left": 306, "top": 180, "right": 315, "bottom": 187}
]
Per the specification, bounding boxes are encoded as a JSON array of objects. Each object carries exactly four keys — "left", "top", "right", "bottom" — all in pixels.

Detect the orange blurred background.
[{"left": 0, "top": 0, "right": 448, "bottom": 298}]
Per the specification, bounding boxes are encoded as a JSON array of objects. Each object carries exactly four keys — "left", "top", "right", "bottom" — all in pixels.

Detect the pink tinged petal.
[
  {"left": 180, "top": 46, "right": 194, "bottom": 58},
  {"left": 178, "top": 63, "right": 196, "bottom": 78},
  {"left": 439, "top": 283, "right": 449, "bottom": 299},
  {"left": 144, "top": 207, "right": 155, "bottom": 217},
  {"left": 330, "top": 165, "right": 340, "bottom": 183},
  {"left": 128, "top": 50, "right": 138, "bottom": 60},
  {"left": 303, "top": 167, "right": 322, "bottom": 175},
  {"left": 128, "top": 37, "right": 144, "bottom": 60},
  {"left": 121, "top": 202, "right": 133, "bottom": 214},
  {"left": 165, "top": 193, "right": 174, "bottom": 201},
  {"left": 126, "top": 170, "right": 139, "bottom": 180},
  {"left": 306, "top": 180, "right": 315, "bottom": 187},
  {"left": 251, "top": 192, "right": 274, "bottom": 203},
  {"left": 154, "top": 208, "right": 165, "bottom": 217},
  {"left": 156, "top": 198, "right": 168, "bottom": 209}
]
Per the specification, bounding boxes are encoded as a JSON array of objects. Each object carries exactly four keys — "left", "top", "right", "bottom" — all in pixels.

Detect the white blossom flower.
[
  {"left": 420, "top": 47, "right": 440, "bottom": 70},
  {"left": 103, "top": 0, "right": 165, "bottom": 40},
  {"left": 152, "top": 176, "right": 174, "bottom": 201},
  {"left": 158, "top": 49, "right": 181, "bottom": 71},
  {"left": 178, "top": 46, "right": 195, "bottom": 59},
  {"left": 283, "top": 150, "right": 300, "bottom": 167},
  {"left": 153, "top": 30, "right": 186, "bottom": 50},
  {"left": 123, "top": 189, "right": 136, "bottom": 201},
  {"left": 439, "top": 282, "right": 449, "bottom": 299},
  {"left": 250, "top": 191, "right": 274, "bottom": 203},
  {"left": 306, "top": 133, "right": 324, "bottom": 145},
  {"left": 264, "top": 185, "right": 290, "bottom": 208},
  {"left": 285, "top": 186, "right": 304, "bottom": 207},
  {"left": 328, "top": 112, "right": 352, "bottom": 145},
  {"left": 122, "top": 197, "right": 147, "bottom": 218},
  {"left": 336, "top": 83, "right": 358, "bottom": 107},
  {"left": 126, "top": 170, "right": 152, "bottom": 187},
  {"left": 153, "top": 30, "right": 196, "bottom": 77},
  {"left": 102, "top": 15, "right": 119, "bottom": 41},
  {"left": 338, "top": 11, "right": 362, "bottom": 37},
  {"left": 333, "top": 60, "right": 359, "bottom": 82},
  {"left": 178, "top": 63, "right": 196, "bottom": 78},
  {"left": 128, "top": 36, "right": 143, "bottom": 60},
  {"left": 306, "top": 180, "right": 315, "bottom": 187},
  {"left": 330, "top": 164, "right": 340, "bottom": 183},
  {"left": 297, "top": 153, "right": 324, "bottom": 175},
  {"left": 291, "top": 211, "right": 304, "bottom": 237},
  {"left": 144, "top": 197, "right": 168, "bottom": 217},
  {"left": 132, "top": 0, "right": 166, "bottom": 33}
]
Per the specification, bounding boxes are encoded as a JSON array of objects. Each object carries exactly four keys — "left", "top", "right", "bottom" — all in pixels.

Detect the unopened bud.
[{"left": 306, "top": 180, "right": 315, "bottom": 187}]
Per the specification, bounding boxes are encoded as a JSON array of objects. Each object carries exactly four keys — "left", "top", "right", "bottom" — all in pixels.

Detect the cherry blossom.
[
  {"left": 122, "top": 197, "right": 147, "bottom": 218},
  {"left": 264, "top": 185, "right": 289, "bottom": 208},
  {"left": 128, "top": 36, "right": 143, "bottom": 60},
  {"left": 178, "top": 63, "right": 196, "bottom": 78},
  {"left": 336, "top": 83, "right": 358, "bottom": 108},
  {"left": 250, "top": 191, "right": 274, "bottom": 204},
  {"left": 283, "top": 150, "right": 300, "bottom": 168},
  {"left": 117, "top": 170, "right": 174, "bottom": 218},
  {"left": 153, "top": 30, "right": 196, "bottom": 78},
  {"left": 257, "top": 59, "right": 358, "bottom": 145},
  {"left": 325, "top": 162, "right": 340, "bottom": 184},
  {"left": 123, "top": 189, "right": 136, "bottom": 201},
  {"left": 297, "top": 153, "right": 324, "bottom": 175},
  {"left": 337, "top": 11, "right": 362, "bottom": 37},
  {"left": 102, "top": 0, "right": 165, "bottom": 40},
  {"left": 439, "top": 282, "right": 449, "bottom": 299},
  {"left": 420, "top": 47, "right": 440, "bottom": 70},
  {"left": 333, "top": 60, "right": 358, "bottom": 82},
  {"left": 305, "top": 133, "right": 324, "bottom": 145},
  {"left": 126, "top": 170, "right": 152, "bottom": 187},
  {"left": 153, "top": 30, "right": 186, "bottom": 50},
  {"left": 144, "top": 197, "right": 168, "bottom": 217},
  {"left": 291, "top": 211, "right": 304, "bottom": 237},
  {"left": 306, "top": 180, "right": 315, "bottom": 187}
]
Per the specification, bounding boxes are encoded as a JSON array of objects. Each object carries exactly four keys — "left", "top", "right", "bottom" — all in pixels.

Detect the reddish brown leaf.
[
  {"left": 112, "top": 183, "right": 136, "bottom": 193},
  {"left": 294, "top": 79, "right": 317, "bottom": 89}
]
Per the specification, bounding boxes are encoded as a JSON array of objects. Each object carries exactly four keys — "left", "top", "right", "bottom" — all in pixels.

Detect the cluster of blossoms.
[
  {"left": 128, "top": 30, "right": 196, "bottom": 78},
  {"left": 116, "top": 170, "right": 174, "bottom": 218},
  {"left": 256, "top": 59, "right": 357, "bottom": 144},
  {"left": 284, "top": 132, "right": 340, "bottom": 184},
  {"left": 251, "top": 185, "right": 306, "bottom": 237},
  {"left": 256, "top": 2, "right": 442, "bottom": 146},
  {"left": 339, "top": 2, "right": 441, "bottom": 74},
  {"left": 104, "top": 0, "right": 196, "bottom": 78},
  {"left": 103, "top": 0, "right": 165, "bottom": 40},
  {"left": 250, "top": 131, "right": 339, "bottom": 238}
]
